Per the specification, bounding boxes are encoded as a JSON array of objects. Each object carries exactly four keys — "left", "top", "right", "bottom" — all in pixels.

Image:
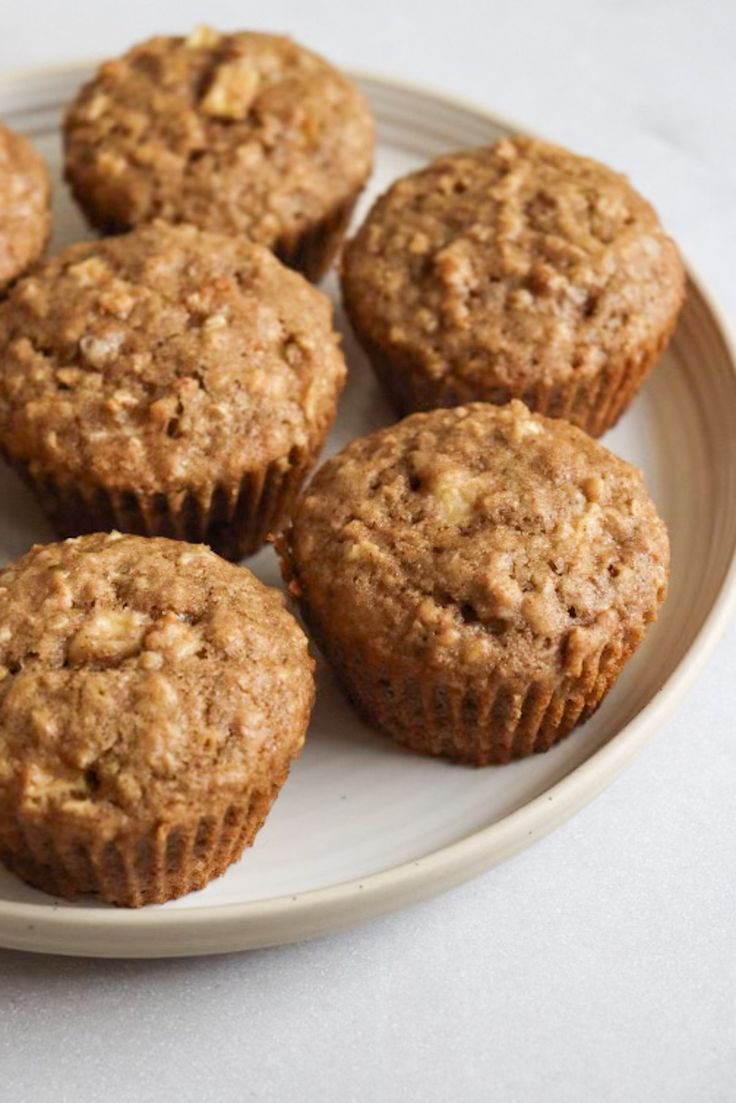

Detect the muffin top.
[
  {"left": 342, "top": 137, "right": 684, "bottom": 392},
  {"left": 0, "top": 533, "right": 314, "bottom": 830},
  {"left": 0, "top": 221, "right": 346, "bottom": 493},
  {"left": 286, "top": 401, "right": 669, "bottom": 682},
  {"left": 0, "top": 123, "right": 51, "bottom": 290},
  {"left": 63, "top": 28, "right": 374, "bottom": 244}
]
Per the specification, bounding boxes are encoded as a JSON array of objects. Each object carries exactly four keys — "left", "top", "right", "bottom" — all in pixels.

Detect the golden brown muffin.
[
  {"left": 282, "top": 401, "right": 669, "bottom": 765},
  {"left": 63, "top": 27, "right": 374, "bottom": 281},
  {"left": 0, "top": 532, "right": 314, "bottom": 906},
  {"left": 342, "top": 137, "right": 685, "bottom": 435},
  {"left": 0, "top": 122, "right": 51, "bottom": 291},
  {"left": 0, "top": 221, "right": 346, "bottom": 560}
]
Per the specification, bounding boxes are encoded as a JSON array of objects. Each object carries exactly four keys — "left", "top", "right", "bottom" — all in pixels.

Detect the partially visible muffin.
[
  {"left": 64, "top": 28, "right": 375, "bottom": 280},
  {"left": 282, "top": 401, "right": 669, "bottom": 765},
  {"left": 0, "top": 220, "right": 346, "bottom": 560},
  {"left": 342, "top": 137, "right": 685, "bottom": 435},
  {"left": 0, "top": 122, "right": 51, "bottom": 291},
  {"left": 0, "top": 532, "right": 314, "bottom": 906}
]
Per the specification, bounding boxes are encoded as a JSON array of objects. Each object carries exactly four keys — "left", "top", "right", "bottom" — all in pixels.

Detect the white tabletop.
[{"left": 1, "top": 2, "right": 734, "bottom": 1100}]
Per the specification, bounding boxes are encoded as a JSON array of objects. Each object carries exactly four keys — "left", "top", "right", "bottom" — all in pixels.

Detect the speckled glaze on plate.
[{"left": 0, "top": 64, "right": 735, "bottom": 958}]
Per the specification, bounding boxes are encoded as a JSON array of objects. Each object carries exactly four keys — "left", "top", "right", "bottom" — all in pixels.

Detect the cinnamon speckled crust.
[
  {"left": 283, "top": 401, "right": 669, "bottom": 764},
  {"left": 342, "top": 138, "right": 685, "bottom": 435},
  {"left": 0, "top": 123, "right": 51, "bottom": 291},
  {"left": 0, "top": 221, "right": 346, "bottom": 558},
  {"left": 0, "top": 533, "right": 314, "bottom": 906},
  {"left": 63, "top": 28, "right": 375, "bottom": 280}
]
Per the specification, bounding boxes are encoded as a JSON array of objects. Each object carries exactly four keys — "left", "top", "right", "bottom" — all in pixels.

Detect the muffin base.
[
  {"left": 8, "top": 442, "right": 319, "bottom": 561},
  {"left": 291, "top": 586, "right": 644, "bottom": 764},
  {"left": 67, "top": 187, "right": 361, "bottom": 284},
  {"left": 274, "top": 191, "right": 362, "bottom": 282},
  {"left": 0, "top": 771, "right": 287, "bottom": 907},
  {"left": 347, "top": 317, "right": 679, "bottom": 438}
]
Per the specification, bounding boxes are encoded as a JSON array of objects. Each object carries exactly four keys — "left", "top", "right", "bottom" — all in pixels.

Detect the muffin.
[
  {"left": 0, "top": 532, "right": 314, "bottom": 906},
  {"left": 282, "top": 401, "right": 669, "bottom": 765},
  {"left": 342, "top": 137, "right": 685, "bottom": 436},
  {"left": 63, "top": 27, "right": 375, "bottom": 281},
  {"left": 0, "top": 122, "right": 51, "bottom": 292},
  {"left": 0, "top": 220, "right": 346, "bottom": 560}
]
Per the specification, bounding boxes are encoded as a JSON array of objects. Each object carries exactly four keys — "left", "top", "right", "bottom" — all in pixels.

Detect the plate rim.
[{"left": 0, "top": 63, "right": 735, "bottom": 957}]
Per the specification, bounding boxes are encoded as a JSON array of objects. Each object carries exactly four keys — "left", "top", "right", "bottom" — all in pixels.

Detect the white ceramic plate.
[{"left": 0, "top": 65, "right": 734, "bottom": 958}]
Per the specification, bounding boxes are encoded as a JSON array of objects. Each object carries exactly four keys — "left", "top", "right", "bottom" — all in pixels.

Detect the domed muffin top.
[
  {"left": 343, "top": 137, "right": 684, "bottom": 394},
  {"left": 0, "top": 122, "right": 50, "bottom": 290},
  {"left": 64, "top": 29, "right": 374, "bottom": 245},
  {"left": 0, "top": 533, "right": 314, "bottom": 827},
  {"left": 286, "top": 400, "right": 669, "bottom": 682},
  {"left": 0, "top": 221, "right": 346, "bottom": 492}
]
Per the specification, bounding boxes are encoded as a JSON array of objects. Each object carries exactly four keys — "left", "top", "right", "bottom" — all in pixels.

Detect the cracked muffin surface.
[
  {"left": 284, "top": 401, "right": 669, "bottom": 763},
  {"left": 0, "top": 122, "right": 51, "bottom": 291},
  {"left": 342, "top": 137, "right": 684, "bottom": 435},
  {"left": 63, "top": 28, "right": 374, "bottom": 278},
  {"left": 0, "top": 221, "right": 346, "bottom": 557},
  {"left": 0, "top": 533, "right": 314, "bottom": 903}
]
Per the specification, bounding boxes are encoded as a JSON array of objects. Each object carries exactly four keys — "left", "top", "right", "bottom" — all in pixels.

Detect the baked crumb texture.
[
  {"left": 342, "top": 137, "right": 685, "bottom": 436},
  {"left": 64, "top": 28, "right": 375, "bottom": 280},
  {"left": 284, "top": 401, "right": 669, "bottom": 765},
  {"left": 0, "top": 221, "right": 346, "bottom": 560},
  {"left": 0, "top": 533, "right": 314, "bottom": 906},
  {"left": 0, "top": 123, "right": 51, "bottom": 291}
]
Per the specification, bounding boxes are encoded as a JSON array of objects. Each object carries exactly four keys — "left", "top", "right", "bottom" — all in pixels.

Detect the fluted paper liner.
[
  {"left": 298, "top": 594, "right": 644, "bottom": 765},
  {"left": 10, "top": 442, "right": 318, "bottom": 562},
  {"left": 73, "top": 184, "right": 360, "bottom": 286},
  {"left": 347, "top": 320, "right": 677, "bottom": 438},
  {"left": 0, "top": 774, "right": 287, "bottom": 907},
  {"left": 275, "top": 191, "right": 361, "bottom": 282}
]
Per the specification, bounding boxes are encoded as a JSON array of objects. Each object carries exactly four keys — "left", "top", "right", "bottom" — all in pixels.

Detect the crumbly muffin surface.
[
  {"left": 342, "top": 137, "right": 684, "bottom": 393},
  {"left": 287, "top": 401, "right": 669, "bottom": 682},
  {"left": 0, "top": 123, "right": 51, "bottom": 290},
  {"left": 0, "top": 533, "right": 314, "bottom": 830},
  {"left": 64, "top": 29, "right": 374, "bottom": 244},
  {"left": 0, "top": 221, "right": 346, "bottom": 492}
]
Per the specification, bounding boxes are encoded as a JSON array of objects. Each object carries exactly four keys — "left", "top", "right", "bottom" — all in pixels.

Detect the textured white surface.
[{"left": 0, "top": 0, "right": 734, "bottom": 1100}]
